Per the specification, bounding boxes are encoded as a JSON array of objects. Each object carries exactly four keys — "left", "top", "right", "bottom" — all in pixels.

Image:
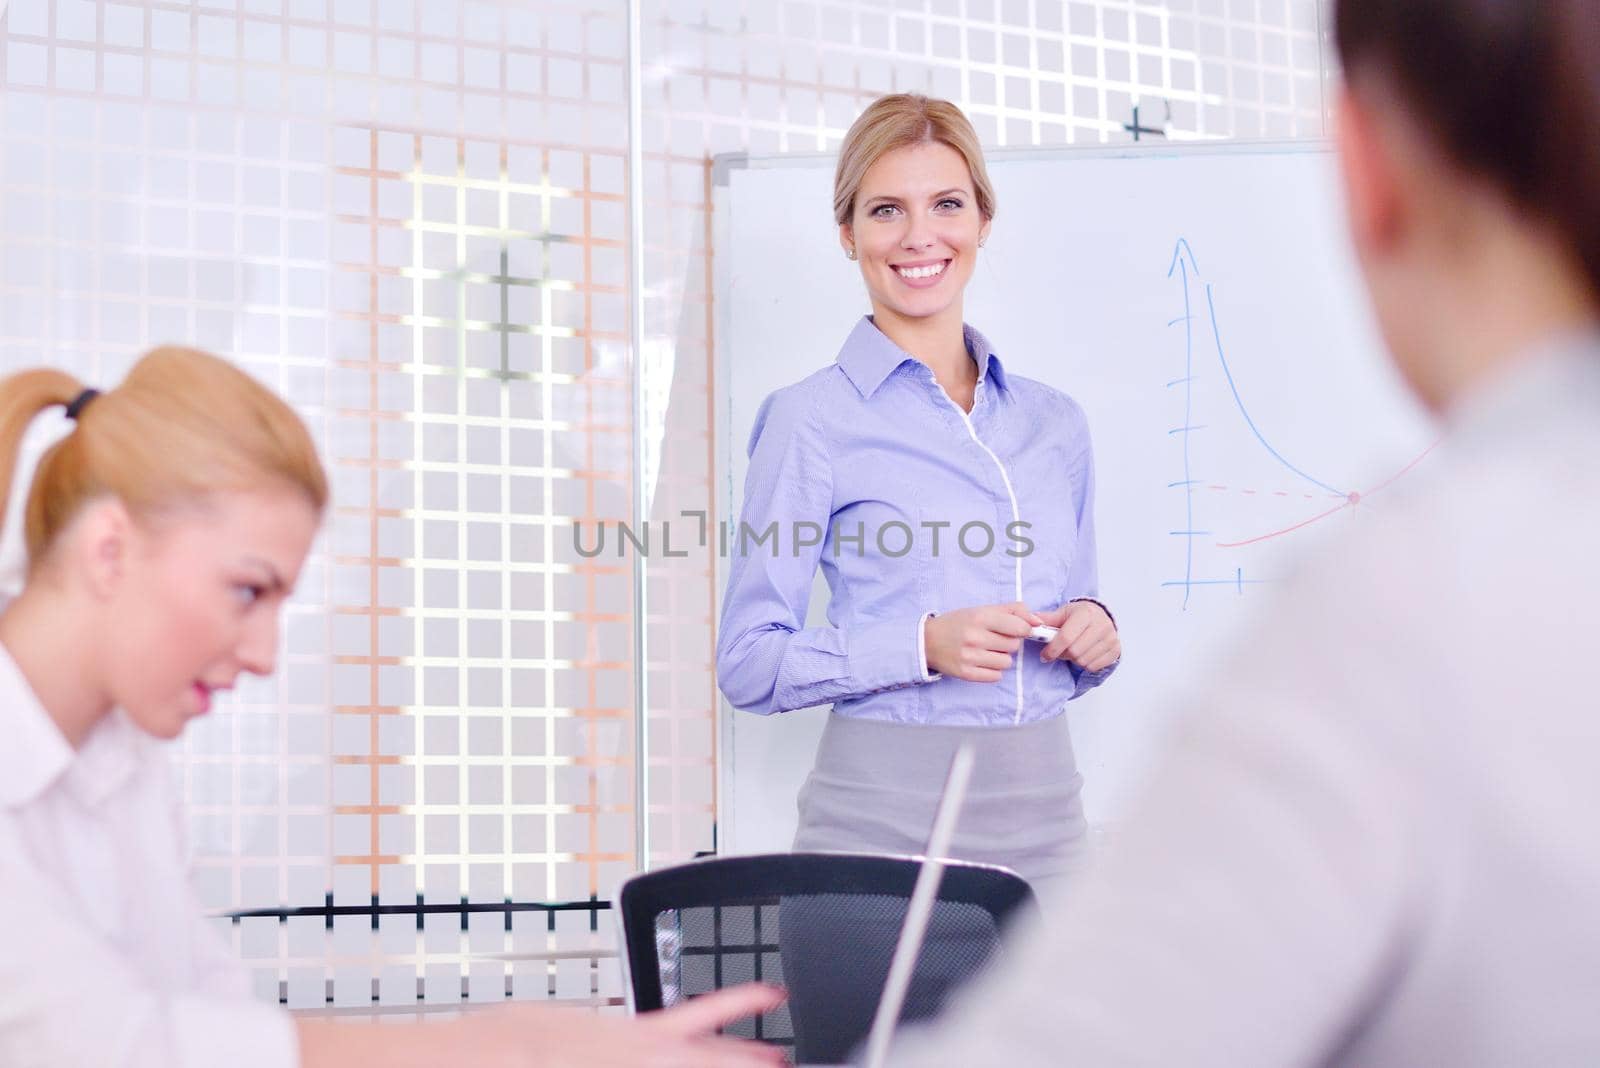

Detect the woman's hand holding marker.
[
  {"left": 1035, "top": 600, "right": 1120, "bottom": 672},
  {"left": 924, "top": 602, "right": 1044, "bottom": 682}
]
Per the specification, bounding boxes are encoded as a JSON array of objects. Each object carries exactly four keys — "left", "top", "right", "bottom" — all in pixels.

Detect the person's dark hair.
[{"left": 1335, "top": 0, "right": 1600, "bottom": 301}]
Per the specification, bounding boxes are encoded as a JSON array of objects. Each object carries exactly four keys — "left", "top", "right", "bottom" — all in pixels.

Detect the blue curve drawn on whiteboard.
[
  {"left": 1202, "top": 276, "right": 1347, "bottom": 497},
  {"left": 1163, "top": 236, "right": 1353, "bottom": 606}
]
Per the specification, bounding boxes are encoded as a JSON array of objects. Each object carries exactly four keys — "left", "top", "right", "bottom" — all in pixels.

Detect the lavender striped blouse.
[{"left": 716, "top": 315, "right": 1116, "bottom": 728}]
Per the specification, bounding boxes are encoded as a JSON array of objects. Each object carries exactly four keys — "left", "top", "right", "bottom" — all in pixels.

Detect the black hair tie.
[{"left": 65, "top": 388, "right": 100, "bottom": 421}]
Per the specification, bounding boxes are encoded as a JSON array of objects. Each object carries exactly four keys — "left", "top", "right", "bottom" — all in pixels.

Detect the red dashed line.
[
  {"left": 1204, "top": 484, "right": 1341, "bottom": 500},
  {"left": 1215, "top": 439, "right": 1442, "bottom": 549}
]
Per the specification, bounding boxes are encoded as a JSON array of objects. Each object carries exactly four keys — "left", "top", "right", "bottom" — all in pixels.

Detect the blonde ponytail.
[
  {"left": 0, "top": 369, "right": 84, "bottom": 561},
  {"left": 0, "top": 347, "right": 328, "bottom": 574}
]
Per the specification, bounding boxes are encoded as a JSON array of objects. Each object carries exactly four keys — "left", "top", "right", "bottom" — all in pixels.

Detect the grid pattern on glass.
[
  {"left": 639, "top": 0, "right": 1328, "bottom": 154},
  {"left": 0, "top": 0, "right": 648, "bottom": 1012},
  {"left": 324, "top": 120, "right": 637, "bottom": 1007},
  {"left": 0, "top": 0, "right": 1334, "bottom": 1018}
]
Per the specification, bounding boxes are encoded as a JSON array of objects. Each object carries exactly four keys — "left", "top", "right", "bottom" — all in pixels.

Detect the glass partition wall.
[{"left": 0, "top": 0, "right": 1327, "bottom": 1013}]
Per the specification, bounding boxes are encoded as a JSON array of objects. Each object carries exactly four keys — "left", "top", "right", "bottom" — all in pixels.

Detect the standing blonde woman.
[
  {"left": 0, "top": 348, "right": 781, "bottom": 1066},
  {"left": 717, "top": 94, "right": 1121, "bottom": 894}
]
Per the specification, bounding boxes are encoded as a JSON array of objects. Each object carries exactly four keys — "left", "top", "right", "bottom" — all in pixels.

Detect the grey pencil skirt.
[{"left": 791, "top": 712, "right": 1089, "bottom": 899}]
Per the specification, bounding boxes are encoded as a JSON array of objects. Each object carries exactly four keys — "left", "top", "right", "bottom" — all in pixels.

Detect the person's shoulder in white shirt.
[
  {"left": 0, "top": 642, "right": 298, "bottom": 1068},
  {"left": 884, "top": 0, "right": 1600, "bottom": 1052}
]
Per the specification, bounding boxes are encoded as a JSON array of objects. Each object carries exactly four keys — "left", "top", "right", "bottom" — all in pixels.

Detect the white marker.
[{"left": 1027, "top": 624, "right": 1059, "bottom": 642}]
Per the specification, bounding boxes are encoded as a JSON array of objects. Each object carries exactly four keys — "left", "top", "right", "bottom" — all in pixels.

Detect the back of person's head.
[
  {"left": 1335, "top": 0, "right": 1600, "bottom": 303},
  {"left": 833, "top": 94, "right": 997, "bottom": 225},
  {"left": 0, "top": 346, "right": 328, "bottom": 576}
]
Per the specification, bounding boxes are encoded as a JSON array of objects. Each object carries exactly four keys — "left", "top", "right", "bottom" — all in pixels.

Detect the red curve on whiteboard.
[{"left": 1215, "top": 439, "right": 1441, "bottom": 549}]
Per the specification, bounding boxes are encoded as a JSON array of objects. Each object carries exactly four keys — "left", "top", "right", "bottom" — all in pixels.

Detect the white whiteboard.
[{"left": 711, "top": 142, "right": 1435, "bottom": 855}]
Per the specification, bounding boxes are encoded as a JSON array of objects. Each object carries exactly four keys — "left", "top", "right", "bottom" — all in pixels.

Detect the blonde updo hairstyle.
[
  {"left": 0, "top": 346, "right": 328, "bottom": 576},
  {"left": 833, "top": 93, "right": 998, "bottom": 227}
]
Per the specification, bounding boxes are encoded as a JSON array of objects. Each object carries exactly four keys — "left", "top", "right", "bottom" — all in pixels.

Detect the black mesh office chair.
[{"left": 616, "top": 852, "right": 1036, "bottom": 1066}]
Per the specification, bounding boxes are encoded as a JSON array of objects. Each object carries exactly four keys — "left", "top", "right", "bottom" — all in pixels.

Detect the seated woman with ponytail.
[{"left": 0, "top": 348, "right": 782, "bottom": 1067}]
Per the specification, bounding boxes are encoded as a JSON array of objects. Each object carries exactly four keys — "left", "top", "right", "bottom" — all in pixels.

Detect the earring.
[{"left": 846, "top": 248, "right": 857, "bottom": 260}]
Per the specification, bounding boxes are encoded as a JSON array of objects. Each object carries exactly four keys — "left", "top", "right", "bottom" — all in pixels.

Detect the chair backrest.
[{"left": 616, "top": 852, "right": 1036, "bottom": 1066}]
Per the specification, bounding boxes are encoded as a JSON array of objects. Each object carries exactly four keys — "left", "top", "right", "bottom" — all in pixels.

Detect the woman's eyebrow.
[{"left": 862, "top": 187, "right": 970, "bottom": 204}]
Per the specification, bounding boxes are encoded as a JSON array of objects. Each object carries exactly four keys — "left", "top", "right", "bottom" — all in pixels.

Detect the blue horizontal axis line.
[{"left": 1160, "top": 579, "right": 1273, "bottom": 588}]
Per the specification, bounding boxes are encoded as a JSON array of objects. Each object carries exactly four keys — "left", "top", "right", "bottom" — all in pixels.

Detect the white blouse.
[{"left": 0, "top": 643, "right": 297, "bottom": 1067}]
